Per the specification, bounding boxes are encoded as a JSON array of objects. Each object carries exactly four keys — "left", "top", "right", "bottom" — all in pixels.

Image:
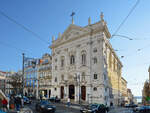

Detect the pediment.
[{"left": 61, "top": 24, "right": 88, "bottom": 41}]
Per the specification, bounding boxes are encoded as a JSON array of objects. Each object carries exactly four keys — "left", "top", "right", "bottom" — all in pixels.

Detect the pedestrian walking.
[
  {"left": 9, "top": 97, "right": 15, "bottom": 110},
  {"left": 15, "top": 97, "right": 21, "bottom": 112},
  {"left": 2, "top": 98, "right": 8, "bottom": 112},
  {"left": 67, "top": 97, "right": 70, "bottom": 107},
  {"left": 21, "top": 97, "right": 24, "bottom": 108}
]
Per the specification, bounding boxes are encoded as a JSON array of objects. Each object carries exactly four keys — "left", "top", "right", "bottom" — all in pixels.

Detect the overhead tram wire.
[
  {"left": 111, "top": 0, "right": 140, "bottom": 38},
  {"left": 0, "top": 10, "right": 49, "bottom": 45},
  {"left": 120, "top": 42, "right": 150, "bottom": 59},
  {"left": 0, "top": 40, "right": 33, "bottom": 56}
]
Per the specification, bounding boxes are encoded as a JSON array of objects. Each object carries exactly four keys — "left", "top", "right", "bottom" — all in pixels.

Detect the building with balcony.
[
  {"left": 5, "top": 71, "right": 16, "bottom": 95},
  {"left": 37, "top": 53, "right": 52, "bottom": 99},
  {"left": 24, "top": 58, "right": 39, "bottom": 98},
  {"left": 0, "top": 71, "right": 6, "bottom": 94}
]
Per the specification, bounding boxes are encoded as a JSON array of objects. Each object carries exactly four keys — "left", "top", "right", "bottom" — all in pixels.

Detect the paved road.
[
  {"left": 7, "top": 101, "right": 134, "bottom": 113},
  {"left": 27, "top": 101, "right": 80, "bottom": 113},
  {"left": 109, "top": 108, "right": 133, "bottom": 113}
]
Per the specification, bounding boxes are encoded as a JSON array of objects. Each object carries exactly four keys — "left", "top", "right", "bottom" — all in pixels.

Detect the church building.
[{"left": 49, "top": 12, "right": 123, "bottom": 106}]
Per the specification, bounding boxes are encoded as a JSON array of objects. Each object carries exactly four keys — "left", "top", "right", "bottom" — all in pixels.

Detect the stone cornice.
[{"left": 49, "top": 21, "right": 111, "bottom": 49}]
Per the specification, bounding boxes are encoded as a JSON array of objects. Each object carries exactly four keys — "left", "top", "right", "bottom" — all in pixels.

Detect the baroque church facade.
[{"left": 49, "top": 13, "right": 123, "bottom": 105}]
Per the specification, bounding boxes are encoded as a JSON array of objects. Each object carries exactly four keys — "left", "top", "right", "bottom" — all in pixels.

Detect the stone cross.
[
  {"left": 100, "top": 12, "right": 104, "bottom": 21},
  {"left": 88, "top": 17, "right": 91, "bottom": 25},
  {"left": 71, "top": 12, "right": 75, "bottom": 24}
]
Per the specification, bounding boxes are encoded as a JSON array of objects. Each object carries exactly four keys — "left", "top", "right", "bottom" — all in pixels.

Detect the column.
[
  {"left": 65, "top": 85, "right": 68, "bottom": 100},
  {"left": 75, "top": 85, "right": 79, "bottom": 102},
  {"left": 47, "top": 89, "right": 49, "bottom": 99}
]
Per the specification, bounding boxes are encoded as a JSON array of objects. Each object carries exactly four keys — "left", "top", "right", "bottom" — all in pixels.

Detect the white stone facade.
[{"left": 50, "top": 16, "right": 111, "bottom": 105}]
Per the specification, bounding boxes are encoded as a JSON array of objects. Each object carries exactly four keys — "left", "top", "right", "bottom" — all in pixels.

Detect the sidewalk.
[{"left": 7, "top": 106, "right": 32, "bottom": 113}]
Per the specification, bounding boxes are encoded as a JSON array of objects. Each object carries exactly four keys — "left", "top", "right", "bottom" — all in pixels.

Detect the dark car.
[
  {"left": 49, "top": 97, "right": 61, "bottom": 102},
  {"left": 133, "top": 106, "right": 150, "bottom": 113},
  {"left": 35, "top": 101, "right": 56, "bottom": 113},
  {"left": 125, "top": 104, "right": 137, "bottom": 108},
  {"left": 23, "top": 96, "right": 32, "bottom": 104},
  {"left": 80, "top": 104, "right": 109, "bottom": 113}
]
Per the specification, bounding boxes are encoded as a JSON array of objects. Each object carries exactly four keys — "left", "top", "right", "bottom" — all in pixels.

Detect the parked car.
[
  {"left": 80, "top": 104, "right": 109, "bottom": 113},
  {"left": 49, "top": 97, "right": 61, "bottom": 102},
  {"left": 133, "top": 106, "right": 150, "bottom": 113},
  {"left": 35, "top": 100, "right": 56, "bottom": 113},
  {"left": 125, "top": 104, "right": 137, "bottom": 108},
  {"left": 23, "top": 96, "right": 31, "bottom": 104},
  {"left": 27, "top": 94, "right": 36, "bottom": 100}
]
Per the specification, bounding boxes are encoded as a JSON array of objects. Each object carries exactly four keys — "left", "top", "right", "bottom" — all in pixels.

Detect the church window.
[
  {"left": 55, "top": 77, "right": 57, "bottom": 82},
  {"left": 104, "top": 74, "right": 107, "bottom": 80},
  {"left": 93, "top": 87, "right": 97, "bottom": 91},
  {"left": 61, "top": 56, "right": 65, "bottom": 67},
  {"left": 93, "top": 48, "right": 97, "bottom": 53},
  {"left": 94, "top": 74, "right": 97, "bottom": 79},
  {"left": 93, "top": 57, "right": 97, "bottom": 64},
  {"left": 81, "top": 53, "right": 86, "bottom": 65},
  {"left": 70, "top": 55, "right": 75, "bottom": 65}
]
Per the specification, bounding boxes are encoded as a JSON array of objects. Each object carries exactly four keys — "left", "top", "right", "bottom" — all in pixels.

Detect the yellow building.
[
  {"left": 104, "top": 40, "right": 123, "bottom": 106},
  {"left": 120, "top": 77, "right": 128, "bottom": 105}
]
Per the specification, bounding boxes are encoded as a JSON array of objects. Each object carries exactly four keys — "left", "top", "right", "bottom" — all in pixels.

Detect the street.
[
  {"left": 20, "top": 101, "right": 134, "bottom": 113},
  {"left": 26, "top": 101, "right": 81, "bottom": 113}
]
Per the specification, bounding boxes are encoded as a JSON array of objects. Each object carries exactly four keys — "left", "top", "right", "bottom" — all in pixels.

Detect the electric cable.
[{"left": 0, "top": 10, "right": 50, "bottom": 45}]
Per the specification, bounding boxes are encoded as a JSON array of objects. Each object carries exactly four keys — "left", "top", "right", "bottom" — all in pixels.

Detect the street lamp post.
[{"left": 22, "top": 53, "right": 25, "bottom": 95}]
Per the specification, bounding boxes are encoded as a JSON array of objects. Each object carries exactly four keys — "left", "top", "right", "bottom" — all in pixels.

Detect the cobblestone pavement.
[{"left": 109, "top": 108, "right": 133, "bottom": 113}]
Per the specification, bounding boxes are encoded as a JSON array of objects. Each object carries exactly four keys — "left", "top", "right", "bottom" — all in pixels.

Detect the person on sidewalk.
[
  {"left": 15, "top": 97, "right": 20, "bottom": 112},
  {"left": 2, "top": 98, "right": 8, "bottom": 112},
  {"left": 21, "top": 97, "right": 24, "bottom": 108},
  {"left": 9, "top": 96, "right": 15, "bottom": 110},
  {"left": 67, "top": 97, "right": 71, "bottom": 107}
]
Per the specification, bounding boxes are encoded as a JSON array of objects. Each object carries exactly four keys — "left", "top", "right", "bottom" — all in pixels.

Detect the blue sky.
[{"left": 0, "top": 0, "right": 150, "bottom": 96}]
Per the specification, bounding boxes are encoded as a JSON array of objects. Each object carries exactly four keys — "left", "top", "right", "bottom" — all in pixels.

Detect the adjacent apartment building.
[
  {"left": 0, "top": 71, "right": 6, "bottom": 94},
  {"left": 37, "top": 53, "right": 52, "bottom": 99}
]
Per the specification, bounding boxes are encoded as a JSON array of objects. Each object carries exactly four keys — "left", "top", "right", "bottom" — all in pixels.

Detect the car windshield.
[
  {"left": 41, "top": 101, "right": 50, "bottom": 105},
  {"left": 89, "top": 104, "right": 98, "bottom": 109}
]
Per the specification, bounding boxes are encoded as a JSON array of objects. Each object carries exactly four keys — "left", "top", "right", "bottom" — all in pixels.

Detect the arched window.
[
  {"left": 93, "top": 87, "right": 97, "bottom": 91},
  {"left": 70, "top": 55, "right": 75, "bottom": 65},
  {"left": 55, "top": 77, "right": 57, "bottom": 82},
  {"left": 93, "top": 48, "right": 97, "bottom": 53},
  {"left": 94, "top": 74, "right": 97, "bottom": 79},
  {"left": 82, "top": 53, "right": 86, "bottom": 65},
  {"left": 61, "top": 56, "right": 65, "bottom": 67}
]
